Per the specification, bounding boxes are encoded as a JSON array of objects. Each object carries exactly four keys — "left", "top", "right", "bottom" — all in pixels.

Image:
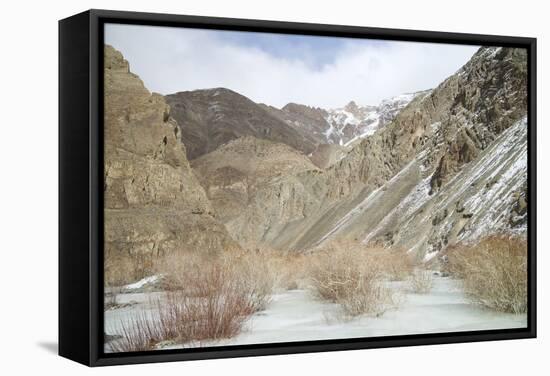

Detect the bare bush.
[
  {"left": 447, "top": 235, "right": 527, "bottom": 314},
  {"left": 308, "top": 243, "right": 396, "bottom": 317},
  {"left": 256, "top": 250, "right": 309, "bottom": 291},
  {"left": 110, "top": 250, "right": 275, "bottom": 351},
  {"left": 227, "top": 250, "right": 276, "bottom": 311},
  {"left": 153, "top": 252, "right": 208, "bottom": 293},
  {"left": 408, "top": 269, "right": 434, "bottom": 294},
  {"left": 370, "top": 248, "right": 415, "bottom": 281},
  {"left": 157, "top": 251, "right": 274, "bottom": 309}
]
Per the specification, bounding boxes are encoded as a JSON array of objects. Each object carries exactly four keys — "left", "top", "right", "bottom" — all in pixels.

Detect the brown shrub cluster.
[
  {"left": 109, "top": 251, "right": 274, "bottom": 352},
  {"left": 369, "top": 247, "right": 415, "bottom": 281},
  {"left": 408, "top": 270, "right": 434, "bottom": 294},
  {"left": 307, "top": 241, "right": 403, "bottom": 317},
  {"left": 446, "top": 235, "right": 527, "bottom": 314},
  {"left": 107, "top": 238, "right": 443, "bottom": 350}
]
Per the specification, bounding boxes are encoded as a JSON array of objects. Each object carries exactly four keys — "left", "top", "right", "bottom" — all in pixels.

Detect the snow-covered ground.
[
  {"left": 104, "top": 275, "right": 526, "bottom": 351},
  {"left": 123, "top": 275, "right": 161, "bottom": 290}
]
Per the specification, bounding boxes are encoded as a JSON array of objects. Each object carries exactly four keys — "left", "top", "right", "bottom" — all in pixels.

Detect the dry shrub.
[
  {"left": 409, "top": 269, "right": 434, "bottom": 294},
  {"left": 110, "top": 250, "right": 275, "bottom": 352},
  {"left": 157, "top": 251, "right": 273, "bottom": 309},
  {"left": 308, "top": 242, "right": 397, "bottom": 317},
  {"left": 228, "top": 244, "right": 311, "bottom": 292},
  {"left": 447, "top": 235, "right": 527, "bottom": 314},
  {"left": 370, "top": 248, "right": 415, "bottom": 281},
  {"left": 260, "top": 251, "right": 309, "bottom": 291},
  {"left": 154, "top": 252, "right": 209, "bottom": 293},
  {"left": 277, "top": 254, "right": 311, "bottom": 290},
  {"left": 225, "top": 250, "right": 275, "bottom": 312}
]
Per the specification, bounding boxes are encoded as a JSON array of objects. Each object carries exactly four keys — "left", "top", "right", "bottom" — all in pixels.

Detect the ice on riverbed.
[{"left": 104, "top": 276, "right": 526, "bottom": 352}]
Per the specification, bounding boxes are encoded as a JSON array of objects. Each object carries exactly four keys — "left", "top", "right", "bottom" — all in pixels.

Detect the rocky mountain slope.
[
  {"left": 308, "top": 143, "right": 350, "bottom": 169},
  {"left": 103, "top": 45, "right": 238, "bottom": 266},
  {"left": 261, "top": 103, "right": 334, "bottom": 146},
  {"left": 191, "top": 137, "right": 319, "bottom": 225},
  {"left": 263, "top": 93, "right": 426, "bottom": 148},
  {"left": 306, "top": 115, "right": 527, "bottom": 261},
  {"left": 166, "top": 86, "right": 421, "bottom": 161},
  {"left": 165, "top": 88, "right": 317, "bottom": 159},
  {"left": 218, "top": 46, "right": 527, "bottom": 258},
  {"left": 324, "top": 92, "right": 430, "bottom": 146},
  {"left": 105, "top": 44, "right": 527, "bottom": 266}
]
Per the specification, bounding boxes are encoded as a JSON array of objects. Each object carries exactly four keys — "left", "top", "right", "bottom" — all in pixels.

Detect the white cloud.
[{"left": 105, "top": 24, "right": 479, "bottom": 109}]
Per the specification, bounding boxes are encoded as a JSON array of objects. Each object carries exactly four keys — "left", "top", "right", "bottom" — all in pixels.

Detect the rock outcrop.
[{"left": 104, "top": 45, "right": 238, "bottom": 265}]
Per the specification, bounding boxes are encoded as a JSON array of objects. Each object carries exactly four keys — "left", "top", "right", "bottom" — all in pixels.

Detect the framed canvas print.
[{"left": 59, "top": 9, "right": 536, "bottom": 366}]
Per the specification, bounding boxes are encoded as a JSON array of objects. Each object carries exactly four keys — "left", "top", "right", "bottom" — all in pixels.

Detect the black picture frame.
[{"left": 59, "top": 9, "right": 537, "bottom": 367}]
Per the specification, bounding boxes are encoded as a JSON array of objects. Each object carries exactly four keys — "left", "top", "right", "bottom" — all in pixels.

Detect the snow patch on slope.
[
  {"left": 324, "top": 92, "right": 423, "bottom": 146},
  {"left": 124, "top": 275, "right": 161, "bottom": 290},
  {"left": 312, "top": 115, "right": 527, "bottom": 260},
  {"left": 457, "top": 117, "right": 527, "bottom": 240}
]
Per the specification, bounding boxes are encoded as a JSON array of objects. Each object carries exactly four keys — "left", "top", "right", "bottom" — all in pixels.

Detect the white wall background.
[{"left": 0, "top": 0, "right": 546, "bottom": 374}]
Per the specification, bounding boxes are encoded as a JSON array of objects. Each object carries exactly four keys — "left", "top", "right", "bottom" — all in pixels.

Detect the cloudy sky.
[{"left": 105, "top": 23, "right": 479, "bottom": 109}]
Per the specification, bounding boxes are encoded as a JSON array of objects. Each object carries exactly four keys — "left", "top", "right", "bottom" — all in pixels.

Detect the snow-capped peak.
[{"left": 323, "top": 91, "right": 427, "bottom": 146}]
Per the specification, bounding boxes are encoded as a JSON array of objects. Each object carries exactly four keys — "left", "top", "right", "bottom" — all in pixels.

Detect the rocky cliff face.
[
  {"left": 213, "top": 47, "right": 528, "bottom": 257},
  {"left": 104, "top": 46, "right": 238, "bottom": 264}
]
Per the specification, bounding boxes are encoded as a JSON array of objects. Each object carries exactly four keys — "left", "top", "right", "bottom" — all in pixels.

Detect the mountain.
[
  {"left": 166, "top": 86, "right": 421, "bottom": 161},
  {"left": 263, "top": 93, "right": 426, "bottom": 148},
  {"left": 324, "top": 92, "right": 430, "bottom": 146},
  {"left": 103, "top": 45, "right": 239, "bottom": 267},
  {"left": 165, "top": 88, "right": 317, "bottom": 160},
  {"left": 105, "top": 44, "right": 527, "bottom": 266},
  {"left": 261, "top": 103, "right": 333, "bottom": 146},
  {"left": 220, "top": 46, "right": 528, "bottom": 259}
]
